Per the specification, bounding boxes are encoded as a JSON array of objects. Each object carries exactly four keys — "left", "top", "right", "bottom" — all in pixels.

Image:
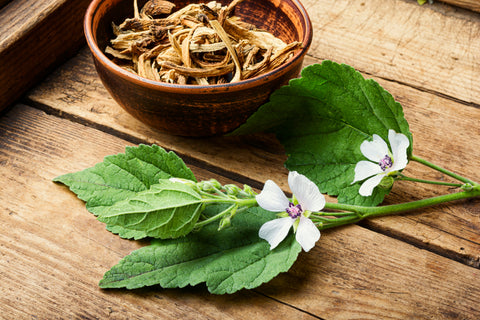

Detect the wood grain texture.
[
  {"left": 302, "top": 0, "right": 480, "bottom": 106},
  {"left": 439, "top": 0, "right": 480, "bottom": 12},
  {"left": 1, "top": 104, "right": 479, "bottom": 318},
  {"left": 0, "top": 105, "right": 317, "bottom": 320},
  {"left": 26, "top": 48, "right": 480, "bottom": 267},
  {"left": 0, "top": 0, "right": 91, "bottom": 112}
]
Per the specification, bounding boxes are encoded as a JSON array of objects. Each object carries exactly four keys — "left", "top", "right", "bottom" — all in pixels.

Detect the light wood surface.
[{"left": 1, "top": 0, "right": 480, "bottom": 318}]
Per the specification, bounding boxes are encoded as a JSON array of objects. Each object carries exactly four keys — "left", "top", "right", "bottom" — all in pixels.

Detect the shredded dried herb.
[{"left": 106, "top": 0, "right": 302, "bottom": 85}]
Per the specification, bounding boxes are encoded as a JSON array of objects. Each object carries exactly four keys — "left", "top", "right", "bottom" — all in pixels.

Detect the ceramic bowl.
[{"left": 84, "top": 0, "right": 312, "bottom": 136}]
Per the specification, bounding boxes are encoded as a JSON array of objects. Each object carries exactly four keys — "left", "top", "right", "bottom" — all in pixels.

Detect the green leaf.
[
  {"left": 234, "top": 61, "right": 412, "bottom": 206},
  {"left": 97, "top": 179, "right": 203, "bottom": 239},
  {"left": 54, "top": 144, "right": 198, "bottom": 239},
  {"left": 99, "top": 206, "right": 302, "bottom": 294}
]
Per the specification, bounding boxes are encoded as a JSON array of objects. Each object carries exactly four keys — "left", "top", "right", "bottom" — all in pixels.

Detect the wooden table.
[{"left": 1, "top": 0, "right": 479, "bottom": 318}]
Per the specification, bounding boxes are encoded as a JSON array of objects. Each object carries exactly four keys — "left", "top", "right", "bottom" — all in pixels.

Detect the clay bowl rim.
[{"left": 84, "top": 0, "right": 313, "bottom": 95}]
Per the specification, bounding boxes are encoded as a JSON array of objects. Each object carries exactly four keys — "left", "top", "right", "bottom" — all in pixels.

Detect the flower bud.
[
  {"left": 224, "top": 184, "right": 242, "bottom": 196},
  {"left": 242, "top": 184, "right": 256, "bottom": 196},
  {"left": 379, "top": 176, "right": 394, "bottom": 189},
  {"left": 198, "top": 179, "right": 222, "bottom": 192},
  {"left": 218, "top": 216, "right": 231, "bottom": 230}
]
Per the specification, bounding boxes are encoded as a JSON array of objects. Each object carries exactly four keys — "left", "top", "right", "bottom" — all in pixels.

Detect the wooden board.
[
  {"left": 1, "top": 104, "right": 479, "bottom": 318},
  {"left": 26, "top": 47, "right": 480, "bottom": 268},
  {"left": 440, "top": 0, "right": 480, "bottom": 12},
  {"left": 302, "top": 0, "right": 480, "bottom": 106},
  {"left": 0, "top": 0, "right": 91, "bottom": 112}
]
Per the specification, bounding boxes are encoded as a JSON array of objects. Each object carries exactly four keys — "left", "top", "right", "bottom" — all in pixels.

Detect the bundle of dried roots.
[{"left": 106, "top": 0, "right": 302, "bottom": 85}]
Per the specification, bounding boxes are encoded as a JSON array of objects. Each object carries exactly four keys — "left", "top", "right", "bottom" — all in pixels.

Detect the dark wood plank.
[
  {"left": 0, "top": 0, "right": 12, "bottom": 9},
  {"left": 0, "top": 0, "right": 91, "bottom": 112}
]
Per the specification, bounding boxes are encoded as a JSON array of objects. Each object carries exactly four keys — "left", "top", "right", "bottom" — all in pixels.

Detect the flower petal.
[
  {"left": 388, "top": 130, "right": 410, "bottom": 171},
  {"left": 259, "top": 217, "right": 293, "bottom": 250},
  {"left": 256, "top": 180, "right": 290, "bottom": 212},
  {"left": 295, "top": 216, "right": 320, "bottom": 252},
  {"left": 359, "top": 173, "right": 385, "bottom": 196},
  {"left": 360, "top": 134, "right": 390, "bottom": 162},
  {"left": 288, "top": 171, "right": 325, "bottom": 212},
  {"left": 352, "top": 160, "right": 384, "bottom": 183}
]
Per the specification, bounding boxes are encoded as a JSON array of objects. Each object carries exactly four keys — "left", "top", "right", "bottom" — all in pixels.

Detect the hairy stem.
[
  {"left": 411, "top": 155, "right": 477, "bottom": 185},
  {"left": 322, "top": 186, "right": 480, "bottom": 230},
  {"left": 397, "top": 173, "right": 464, "bottom": 187}
]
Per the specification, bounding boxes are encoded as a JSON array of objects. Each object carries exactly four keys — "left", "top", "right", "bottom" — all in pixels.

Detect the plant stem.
[
  {"left": 203, "top": 197, "right": 257, "bottom": 207},
  {"left": 195, "top": 204, "right": 237, "bottom": 228},
  {"left": 314, "top": 211, "right": 357, "bottom": 217},
  {"left": 397, "top": 174, "right": 463, "bottom": 187},
  {"left": 313, "top": 214, "right": 362, "bottom": 229},
  {"left": 195, "top": 197, "right": 257, "bottom": 228},
  {"left": 411, "top": 155, "right": 477, "bottom": 185},
  {"left": 322, "top": 186, "right": 480, "bottom": 230}
]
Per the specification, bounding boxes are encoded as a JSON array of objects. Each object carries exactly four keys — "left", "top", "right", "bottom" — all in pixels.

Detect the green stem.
[
  {"left": 203, "top": 197, "right": 257, "bottom": 207},
  {"left": 411, "top": 155, "right": 477, "bottom": 185},
  {"left": 364, "top": 188, "right": 480, "bottom": 217},
  {"left": 397, "top": 174, "right": 463, "bottom": 187},
  {"left": 317, "top": 215, "right": 363, "bottom": 229},
  {"left": 195, "top": 197, "right": 257, "bottom": 228},
  {"left": 313, "top": 211, "right": 357, "bottom": 217},
  {"left": 195, "top": 204, "right": 237, "bottom": 228},
  {"left": 322, "top": 186, "right": 480, "bottom": 229}
]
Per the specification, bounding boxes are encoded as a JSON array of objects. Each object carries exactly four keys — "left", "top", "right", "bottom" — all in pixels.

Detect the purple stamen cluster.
[
  {"left": 286, "top": 202, "right": 303, "bottom": 219},
  {"left": 379, "top": 155, "right": 393, "bottom": 171}
]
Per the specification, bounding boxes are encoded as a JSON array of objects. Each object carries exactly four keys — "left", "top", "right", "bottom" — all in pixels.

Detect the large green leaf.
[
  {"left": 54, "top": 144, "right": 198, "bottom": 239},
  {"left": 234, "top": 61, "right": 412, "bottom": 206},
  {"left": 99, "top": 206, "right": 302, "bottom": 294},
  {"left": 97, "top": 179, "right": 203, "bottom": 239}
]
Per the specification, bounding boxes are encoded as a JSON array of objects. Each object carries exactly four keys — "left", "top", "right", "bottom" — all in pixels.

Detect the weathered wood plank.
[
  {"left": 439, "top": 0, "right": 480, "bottom": 12},
  {"left": 1, "top": 104, "right": 479, "bottom": 318},
  {"left": 26, "top": 48, "right": 480, "bottom": 267},
  {"left": 303, "top": 0, "right": 480, "bottom": 106},
  {"left": 0, "top": 0, "right": 91, "bottom": 112},
  {"left": 0, "top": 105, "right": 317, "bottom": 320}
]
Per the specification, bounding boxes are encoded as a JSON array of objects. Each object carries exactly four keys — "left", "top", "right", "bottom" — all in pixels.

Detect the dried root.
[{"left": 106, "top": 0, "right": 302, "bottom": 84}]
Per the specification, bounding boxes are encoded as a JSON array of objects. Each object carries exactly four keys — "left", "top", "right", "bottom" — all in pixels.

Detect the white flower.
[
  {"left": 257, "top": 171, "right": 324, "bottom": 252},
  {"left": 352, "top": 129, "right": 409, "bottom": 196}
]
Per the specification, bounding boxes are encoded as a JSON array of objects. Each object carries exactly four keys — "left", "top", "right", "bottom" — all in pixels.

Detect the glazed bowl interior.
[{"left": 85, "top": 0, "right": 312, "bottom": 136}]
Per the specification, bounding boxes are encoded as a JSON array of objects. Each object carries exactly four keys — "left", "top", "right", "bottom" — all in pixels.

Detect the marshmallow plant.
[{"left": 55, "top": 61, "right": 479, "bottom": 294}]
